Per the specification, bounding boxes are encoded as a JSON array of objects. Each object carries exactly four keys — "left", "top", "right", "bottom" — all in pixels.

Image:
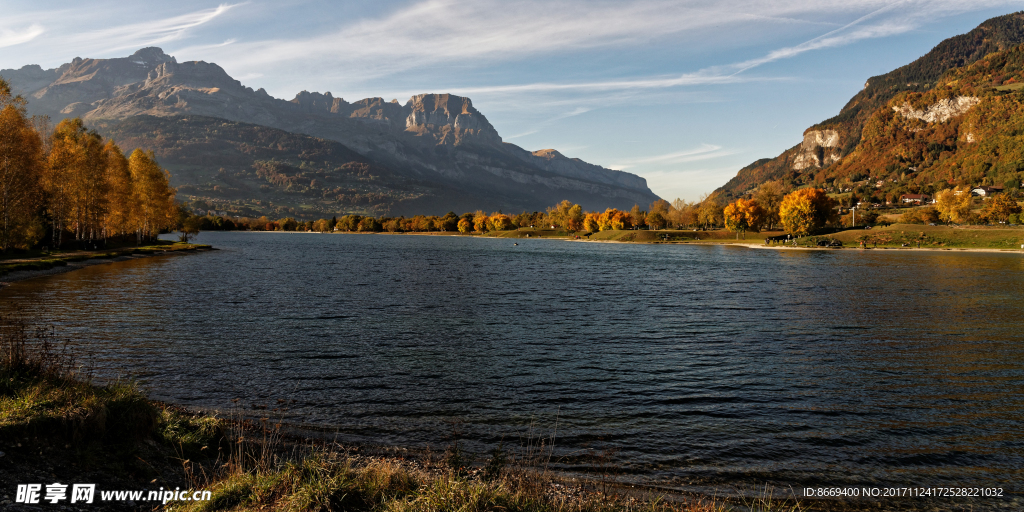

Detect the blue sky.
[{"left": 2, "top": 1, "right": 1022, "bottom": 201}]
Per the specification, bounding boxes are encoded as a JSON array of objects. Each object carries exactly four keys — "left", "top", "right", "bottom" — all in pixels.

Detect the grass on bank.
[
  {"left": 0, "top": 239, "right": 211, "bottom": 277},
  {"left": 791, "top": 223, "right": 1024, "bottom": 249},
  {"left": 481, "top": 224, "right": 1024, "bottom": 250}
]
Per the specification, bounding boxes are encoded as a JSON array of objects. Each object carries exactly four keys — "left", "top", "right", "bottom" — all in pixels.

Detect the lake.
[{"left": 3, "top": 232, "right": 1022, "bottom": 510}]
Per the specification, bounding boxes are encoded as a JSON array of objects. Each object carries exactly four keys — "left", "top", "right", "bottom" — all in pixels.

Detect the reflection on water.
[{"left": 3, "top": 232, "right": 1022, "bottom": 510}]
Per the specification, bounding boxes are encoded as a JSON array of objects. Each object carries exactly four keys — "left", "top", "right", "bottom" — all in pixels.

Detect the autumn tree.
[
  {"left": 723, "top": 198, "right": 766, "bottom": 239},
  {"left": 457, "top": 218, "right": 472, "bottom": 233},
  {"left": 546, "top": 200, "right": 583, "bottom": 230},
  {"left": 696, "top": 194, "right": 722, "bottom": 230},
  {"left": 629, "top": 204, "right": 645, "bottom": 229},
  {"left": 490, "top": 213, "right": 514, "bottom": 231},
  {"left": 128, "top": 149, "right": 176, "bottom": 242},
  {"left": 473, "top": 210, "right": 489, "bottom": 232},
  {"left": 597, "top": 208, "right": 631, "bottom": 230},
  {"left": 646, "top": 211, "right": 666, "bottom": 230},
  {"left": 437, "top": 212, "right": 459, "bottom": 232},
  {"left": 754, "top": 180, "right": 784, "bottom": 230},
  {"left": 0, "top": 80, "right": 44, "bottom": 250},
  {"left": 71, "top": 128, "right": 108, "bottom": 244},
  {"left": 103, "top": 142, "right": 133, "bottom": 239},
  {"left": 779, "top": 188, "right": 837, "bottom": 236},
  {"left": 670, "top": 198, "right": 697, "bottom": 228},
  {"left": 981, "top": 193, "right": 1021, "bottom": 223},
  {"left": 933, "top": 187, "right": 973, "bottom": 224},
  {"left": 583, "top": 213, "right": 600, "bottom": 232}
]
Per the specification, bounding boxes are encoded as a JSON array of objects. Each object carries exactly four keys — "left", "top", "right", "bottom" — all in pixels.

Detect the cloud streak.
[
  {"left": 610, "top": 144, "right": 739, "bottom": 170},
  {"left": 184, "top": 0, "right": 1022, "bottom": 99},
  {"left": 70, "top": 3, "right": 239, "bottom": 55},
  {"left": 0, "top": 24, "right": 44, "bottom": 48}
]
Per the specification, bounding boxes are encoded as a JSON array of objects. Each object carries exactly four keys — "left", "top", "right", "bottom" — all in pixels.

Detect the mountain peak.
[
  {"left": 404, "top": 93, "right": 501, "bottom": 145},
  {"left": 130, "top": 47, "right": 176, "bottom": 65},
  {"left": 533, "top": 149, "right": 565, "bottom": 159}
]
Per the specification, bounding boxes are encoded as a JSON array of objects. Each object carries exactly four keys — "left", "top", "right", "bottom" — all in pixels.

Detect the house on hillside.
[
  {"left": 972, "top": 186, "right": 1004, "bottom": 196},
  {"left": 900, "top": 193, "right": 932, "bottom": 204}
]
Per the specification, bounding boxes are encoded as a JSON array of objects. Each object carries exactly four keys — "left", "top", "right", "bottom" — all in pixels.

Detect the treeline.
[
  {"left": 185, "top": 198, "right": 732, "bottom": 235},
  {"left": 0, "top": 78, "right": 177, "bottom": 251},
  {"left": 900, "top": 186, "right": 1023, "bottom": 225}
]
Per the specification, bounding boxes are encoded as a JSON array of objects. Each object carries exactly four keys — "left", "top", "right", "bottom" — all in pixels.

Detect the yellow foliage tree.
[
  {"left": 472, "top": 210, "right": 489, "bottom": 232},
  {"left": 103, "top": 141, "right": 133, "bottom": 239},
  {"left": 0, "top": 83, "right": 44, "bottom": 250},
  {"left": 128, "top": 149, "right": 176, "bottom": 243},
  {"left": 490, "top": 213, "right": 514, "bottom": 231},
  {"left": 779, "top": 188, "right": 837, "bottom": 236},
  {"left": 933, "top": 187, "right": 973, "bottom": 224},
  {"left": 723, "top": 198, "right": 766, "bottom": 239},
  {"left": 981, "top": 192, "right": 1020, "bottom": 223}
]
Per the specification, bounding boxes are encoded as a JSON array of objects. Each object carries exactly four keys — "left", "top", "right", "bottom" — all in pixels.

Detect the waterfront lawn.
[{"left": 814, "top": 224, "right": 1024, "bottom": 249}]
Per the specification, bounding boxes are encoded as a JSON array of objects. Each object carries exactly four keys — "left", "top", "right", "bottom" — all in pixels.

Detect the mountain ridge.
[{"left": 1, "top": 48, "right": 659, "bottom": 217}]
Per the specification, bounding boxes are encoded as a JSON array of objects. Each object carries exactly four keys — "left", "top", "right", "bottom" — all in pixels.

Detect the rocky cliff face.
[
  {"left": 893, "top": 96, "right": 981, "bottom": 123},
  {"left": 1, "top": 48, "right": 659, "bottom": 213},
  {"left": 792, "top": 129, "right": 841, "bottom": 170},
  {"left": 404, "top": 93, "right": 501, "bottom": 145},
  {"left": 7, "top": 48, "right": 176, "bottom": 118}
]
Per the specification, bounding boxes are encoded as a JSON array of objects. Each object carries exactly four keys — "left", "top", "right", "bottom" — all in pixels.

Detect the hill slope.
[{"left": 716, "top": 11, "right": 1024, "bottom": 199}]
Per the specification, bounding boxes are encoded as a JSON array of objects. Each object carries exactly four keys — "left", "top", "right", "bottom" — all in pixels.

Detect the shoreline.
[
  {"left": 0, "top": 245, "right": 215, "bottom": 289},
  {"left": 213, "top": 229, "right": 1024, "bottom": 254}
]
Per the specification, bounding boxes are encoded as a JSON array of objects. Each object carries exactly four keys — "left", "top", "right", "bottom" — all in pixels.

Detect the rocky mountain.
[
  {"left": 716, "top": 11, "right": 1024, "bottom": 200},
  {"left": 1, "top": 48, "right": 659, "bottom": 217}
]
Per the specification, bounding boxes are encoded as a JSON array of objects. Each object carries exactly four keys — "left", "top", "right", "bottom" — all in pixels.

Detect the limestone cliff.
[
  {"left": 792, "top": 129, "right": 842, "bottom": 170},
  {"left": 893, "top": 96, "right": 980, "bottom": 123}
]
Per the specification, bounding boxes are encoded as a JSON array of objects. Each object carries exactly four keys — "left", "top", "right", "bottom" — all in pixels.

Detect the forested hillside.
[
  {"left": 820, "top": 43, "right": 1024, "bottom": 201},
  {"left": 716, "top": 11, "right": 1024, "bottom": 200},
  {"left": 96, "top": 115, "right": 432, "bottom": 218}
]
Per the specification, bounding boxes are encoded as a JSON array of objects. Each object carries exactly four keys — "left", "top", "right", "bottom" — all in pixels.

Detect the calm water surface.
[{"left": 3, "top": 232, "right": 1023, "bottom": 510}]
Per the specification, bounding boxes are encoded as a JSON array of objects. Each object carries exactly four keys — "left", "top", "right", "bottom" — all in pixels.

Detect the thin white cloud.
[
  {"left": 71, "top": 3, "right": 239, "bottom": 54},
  {"left": 204, "top": 0, "right": 1020, "bottom": 82},
  {"left": 610, "top": 144, "right": 739, "bottom": 170},
  {"left": 726, "top": 2, "right": 909, "bottom": 75},
  {"left": 202, "top": 0, "right": 865, "bottom": 80},
  {"left": 177, "top": 0, "right": 1021, "bottom": 102},
  {"left": 506, "top": 106, "right": 593, "bottom": 139},
  {"left": 0, "top": 24, "right": 44, "bottom": 48}
]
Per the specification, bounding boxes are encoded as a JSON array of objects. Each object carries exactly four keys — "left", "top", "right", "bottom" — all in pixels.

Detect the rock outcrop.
[
  {"left": 893, "top": 96, "right": 980, "bottom": 123},
  {"left": 792, "top": 129, "right": 841, "bottom": 170},
  {"left": 404, "top": 93, "right": 501, "bottom": 145}
]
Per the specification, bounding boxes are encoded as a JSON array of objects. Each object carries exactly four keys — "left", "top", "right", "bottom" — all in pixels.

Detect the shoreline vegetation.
[
  {"left": 205, "top": 223, "right": 1024, "bottom": 252},
  {"left": 178, "top": 192, "right": 1024, "bottom": 254},
  {"left": 0, "top": 312, "right": 805, "bottom": 512}
]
